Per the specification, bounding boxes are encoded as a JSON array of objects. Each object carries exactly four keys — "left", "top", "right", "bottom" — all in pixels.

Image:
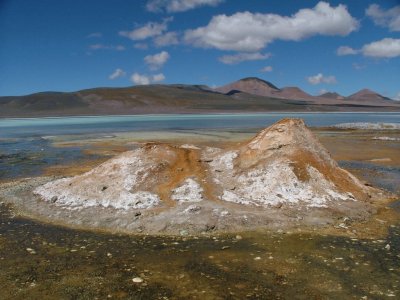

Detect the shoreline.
[{"left": 2, "top": 110, "right": 400, "bottom": 121}]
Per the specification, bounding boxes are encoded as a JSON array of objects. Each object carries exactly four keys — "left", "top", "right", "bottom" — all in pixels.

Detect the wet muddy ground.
[
  {"left": 0, "top": 128, "right": 399, "bottom": 299},
  {"left": 0, "top": 201, "right": 399, "bottom": 299}
]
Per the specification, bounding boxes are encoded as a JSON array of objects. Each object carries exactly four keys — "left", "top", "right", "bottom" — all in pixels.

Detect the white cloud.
[
  {"left": 152, "top": 73, "right": 166, "bottom": 82},
  {"left": 134, "top": 43, "right": 149, "bottom": 50},
  {"left": 307, "top": 73, "right": 337, "bottom": 85},
  {"left": 144, "top": 51, "right": 170, "bottom": 70},
  {"left": 154, "top": 32, "right": 179, "bottom": 47},
  {"left": 109, "top": 68, "right": 126, "bottom": 80},
  {"left": 260, "top": 66, "right": 273, "bottom": 72},
  {"left": 337, "top": 46, "right": 358, "bottom": 56},
  {"left": 366, "top": 4, "right": 400, "bottom": 31},
  {"left": 131, "top": 73, "right": 165, "bottom": 85},
  {"left": 362, "top": 38, "right": 400, "bottom": 58},
  {"left": 119, "top": 17, "right": 172, "bottom": 41},
  {"left": 147, "top": 0, "right": 223, "bottom": 13},
  {"left": 219, "top": 52, "right": 270, "bottom": 64},
  {"left": 89, "top": 44, "right": 126, "bottom": 51},
  {"left": 87, "top": 32, "right": 102, "bottom": 38},
  {"left": 184, "top": 2, "right": 359, "bottom": 52}
]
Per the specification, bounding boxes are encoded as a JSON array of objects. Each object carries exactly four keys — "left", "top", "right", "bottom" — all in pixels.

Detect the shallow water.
[
  {"left": 0, "top": 137, "right": 101, "bottom": 180},
  {"left": 339, "top": 161, "right": 400, "bottom": 194},
  {"left": 0, "top": 202, "right": 399, "bottom": 299},
  {"left": 1, "top": 112, "right": 400, "bottom": 138}
]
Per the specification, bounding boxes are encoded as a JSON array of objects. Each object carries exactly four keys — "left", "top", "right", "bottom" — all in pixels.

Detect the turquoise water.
[{"left": 1, "top": 112, "right": 399, "bottom": 138}]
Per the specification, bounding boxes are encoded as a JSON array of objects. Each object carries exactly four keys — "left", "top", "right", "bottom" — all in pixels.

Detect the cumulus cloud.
[
  {"left": 219, "top": 52, "right": 270, "bottom": 64},
  {"left": 131, "top": 73, "right": 165, "bottom": 85},
  {"left": 147, "top": 0, "right": 223, "bottom": 13},
  {"left": 260, "top": 66, "right": 273, "bottom": 72},
  {"left": 89, "top": 44, "right": 126, "bottom": 51},
  {"left": 119, "top": 17, "right": 172, "bottom": 41},
  {"left": 337, "top": 46, "right": 358, "bottom": 56},
  {"left": 152, "top": 73, "right": 166, "bottom": 82},
  {"left": 144, "top": 51, "right": 170, "bottom": 70},
  {"left": 154, "top": 32, "right": 179, "bottom": 47},
  {"left": 366, "top": 4, "right": 400, "bottom": 31},
  {"left": 362, "top": 38, "right": 400, "bottom": 58},
  {"left": 307, "top": 73, "right": 337, "bottom": 85},
  {"left": 109, "top": 68, "right": 126, "bottom": 80},
  {"left": 184, "top": 2, "right": 359, "bottom": 52}
]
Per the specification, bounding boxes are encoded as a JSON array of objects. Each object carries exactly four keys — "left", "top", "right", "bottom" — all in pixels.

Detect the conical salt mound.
[
  {"left": 34, "top": 118, "right": 377, "bottom": 211},
  {"left": 206, "top": 118, "right": 371, "bottom": 208}
]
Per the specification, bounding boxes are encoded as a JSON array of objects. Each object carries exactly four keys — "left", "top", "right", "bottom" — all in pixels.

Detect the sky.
[{"left": 0, "top": 0, "right": 399, "bottom": 98}]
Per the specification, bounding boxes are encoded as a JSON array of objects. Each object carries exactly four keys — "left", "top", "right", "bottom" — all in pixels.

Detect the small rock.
[
  {"left": 205, "top": 224, "right": 216, "bottom": 232},
  {"left": 26, "top": 248, "right": 36, "bottom": 254},
  {"left": 107, "top": 252, "right": 112, "bottom": 258},
  {"left": 185, "top": 205, "right": 201, "bottom": 213},
  {"left": 254, "top": 257, "right": 261, "bottom": 260},
  {"left": 385, "top": 244, "right": 391, "bottom": 251},
  {"left": 221, "top": 246, "right": 230, "bottom": 250},
  {"left": 135, "top": 212, "right": 142, "bottom": 217},
  {"left": 50, "top": 196, "right": 58, "bottom": 203},
  {"left": 101, "top": 186, "right": 108, "bottom": 191},
  {"left": 132, "top": 277, "right": 143, "bottom": 283},
  {"left": 235, "top": 235, "right": 243, "bottom": 240},
  {"left": 180, "top": 230, "right": 188, "bottom": 236}
]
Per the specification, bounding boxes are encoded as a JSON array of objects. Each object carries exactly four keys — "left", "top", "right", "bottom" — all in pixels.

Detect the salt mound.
[
  {"left": 34, "top": 119, "right": 376, "bottom": 211},
  {"left": 208, "top": 119, "right": 369, "bottom": 207}
]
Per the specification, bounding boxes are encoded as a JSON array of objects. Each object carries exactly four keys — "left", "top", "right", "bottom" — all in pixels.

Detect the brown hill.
[
  {"left": 348, "top": 89, "right": 391, "bottom": 102},
  {"left": 215, "top": 77, "right": 280, "bottom": 97},
  {"left": 276, "top": 87, "right": 314, "bottom": 101},
  {"left": 320, "top": 92, "right": 344, "bottom": 100}
]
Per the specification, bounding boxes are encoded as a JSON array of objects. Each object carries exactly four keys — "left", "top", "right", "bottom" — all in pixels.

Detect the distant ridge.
[
  {"left": 320, "top": 92, "right": 344, "bottom": 100},
  {"left": 348, "top": 89, "right": 391, "bottom": 102},
  {"left": 1, "top": 78, "right": 399, "bottom": 117},
  {"left": 215, "top": 77, "right": 280, "bottom": 97},
  {"left": 240, "top": 77, "right": 280, "bottom": 90},
  {"left": 277, "top": 87, "right": 313, "bottom": 101}
]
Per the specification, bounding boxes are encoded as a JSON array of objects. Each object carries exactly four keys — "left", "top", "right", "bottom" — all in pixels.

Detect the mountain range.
[{"left": 0, "top": 77, "right": 399, "bottom": 117}]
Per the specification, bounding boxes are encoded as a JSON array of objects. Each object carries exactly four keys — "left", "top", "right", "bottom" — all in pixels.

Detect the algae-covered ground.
[{"left": 0, "top": 127, "right": 399, "bottom": 299}]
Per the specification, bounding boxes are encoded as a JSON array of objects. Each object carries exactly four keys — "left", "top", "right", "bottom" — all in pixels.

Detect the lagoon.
[{"left": 1, "top": 112, "right": 400, "bottom": 138}]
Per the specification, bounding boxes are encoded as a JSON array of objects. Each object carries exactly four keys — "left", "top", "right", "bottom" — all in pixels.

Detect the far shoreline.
[{"left": 1, "top": 110, "right": 400, "bottom": 121}]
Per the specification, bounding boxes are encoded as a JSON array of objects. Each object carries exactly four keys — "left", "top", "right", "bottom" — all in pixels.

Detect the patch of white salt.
[
  {"left": 210, "top": 151, "right": 238, "bottom": 170},
  {"left": 220, "top": 161, "right": 353, "bottom": 208},
  {"left": 171, "top": 178, "right": 203, "bottom": 202}
]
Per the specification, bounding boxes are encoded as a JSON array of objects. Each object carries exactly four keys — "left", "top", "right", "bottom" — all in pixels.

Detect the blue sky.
[{"left": 0, "top": 0, "right": 399, "bottom": 98}]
